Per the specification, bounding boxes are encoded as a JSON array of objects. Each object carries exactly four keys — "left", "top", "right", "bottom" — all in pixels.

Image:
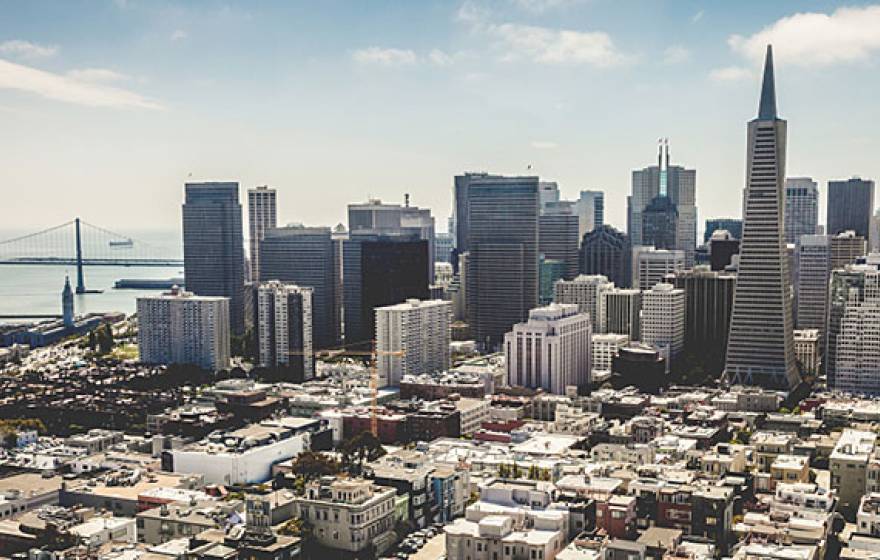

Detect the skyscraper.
[
  {"left": 554, "top": 274, "right": 613, "bottom": 328},
  {"left": 828, "top": 177, "right": 875, "bottom": 239},
  {"left": 464, "top": 175, "right": 540, "bottom": 349},
  {"left": 632, "top": 247, "right": 684, "bottom": 291},
  {"left": 579, "top": 225, "right": 631, "bottom": 288},
  {"left": 376, "top": 299, "right": 451, "bottom": 387},
  {"left": 575, "top": 190, "right": 604, "bottom": 239},
  {"left": 784, "top": 178, "right": 818, "bottom": 245},
  {"left": 795, "top": 235, "right": 830, "bottom": 333},
  {"left": 826, "top": 264, "right": 880, "bottom": 388},
  {"left": 641, "top": 283, "right": 686, "bottom": 361},
  {"left": 599, "top": 288, "right": 641, "bottom": 339},
  {"left": 254, "top": 281, "right": 314, "bottom": 380},
  {"left": 260, "top": 226, "right": 339, "bottom": 349},
  {"left": 539, "top": 202, "right": 580, "bottom": 280},
  {"left": 247, "top": 186, "right": 277, "bottom": 283},
  {"left": 182, "top": 182, "right": 246, "bottom": 334},
  {"left": 725, "top": 46, "right": 800, "bottom": 390}
]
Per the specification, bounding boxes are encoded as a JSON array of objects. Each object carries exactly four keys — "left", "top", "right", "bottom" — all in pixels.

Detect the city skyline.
[{"left": 2, "top": 1, "right": 880, "bottom": 234}]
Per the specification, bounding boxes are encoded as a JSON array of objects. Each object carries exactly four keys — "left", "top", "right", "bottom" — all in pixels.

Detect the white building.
[
  {"left": 835, "top": 297, "right": 880, "bottom": 395},
  {"left": 255, "top": 281, "right": 314, "bottom": 379},
  {"left": 376, "top": 299, "right": 451, "bottom": 387},
  {"left": 641, "top": 283, "right": 685, "bottom": 359},
  {"left": 553, "top": 275, "right": 613, "bottom": 326},
  {"left": 592, "top": 333, "right": 628, "bottom": 376},
  {"left": 632, "top": 247, "right": 685, "bottom": 291},
  {"left": 793, "top": 329, "right": 821, "bottom": 377},
  {"left": 137, "top": 287, "right": 230, "bottom": 371},
  {"left": 504, "top": 304, "right": 592, "bottom": 394},
  {"left": 247, "top": 185, "right": 277, "bottom": 282},
  {"left": 599, "top": 288, "right": 641, "bottom": 339}
]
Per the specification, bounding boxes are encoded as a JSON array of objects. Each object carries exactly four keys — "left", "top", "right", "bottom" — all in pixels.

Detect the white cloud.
[
  {"left": 663, "top": 45, "right": 690, "bottom": 64},
  {"left": 709, "top": 65, "right": 753, "bottom": 82},
  {"left": 511, "top": 0, "right": 581, "bottom": 13},
  {"left": 692, "top": 10, "right": 704, "bottom": 23},
  {"left": 352, "top": 47, "right": 418, "bottom": 66},
  {"left": 429, "top": 49, "right": 454, "bottom": 66},
  {"left": 170, "top": 29, "right": 188, "bottom": 41},
  {"left": 457, "top": 1, "right": 491, "bottom": 25},
  {"left": 0, "top": 40, "right": 58, "bottom": 59},
  {"left": 489, "top": 22, "right": 628, "bottom": 66},
  {"left": 531, "top": 140, "right": 558, "bottom": 149},
  {"left": 0, "top": 58, "right": 162, "bottom": 109},
  {"left": 66, "top": 68, "right": 129, "bottom": 83},
  {"left": 728, "top": 5, "right": 880, "bottom": 67}
]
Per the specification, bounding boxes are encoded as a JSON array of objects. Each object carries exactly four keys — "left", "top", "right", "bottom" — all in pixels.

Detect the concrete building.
[
  {"left": 632, "top": 247, "right": 684, "bottom": 291},
  {"left": 254, "top": 281, "right": 314, "bottom": 380},
  {"left": 579, "top": 225, "right": 631, "bottom": 288},
  {"left": 828, "top": 177, "right": 875, "bottom": 239},
  {"left": 576, "top": 190, "right": 604, "bottom": 240},
  {"left": 831, "top": 429, "right": 876, "bottom": 518},
  {"left": 668, "top": 267, "right": 735, "bottom": 372},
  {"left": 599, "top": 288, "right": 641, "bottom": 339},
  {"left": 504, "top": 304, "right": 592, "bottom": 394},
  {"left": 247, "top": 185, "right": 277, "bottom": 282},
  {"left": 834, "top": 298, "right": 880, "bottom": 395},
  {"left": 260, "top": 225, "right": 339, "bottom": 349},
  {"left": 553, "top": 274, "right": 613, "bottom": 327},
  {"left": 831, "top": 230, "right": 867, "bottom": 270},
  {"left": 376, "top": 299, "right": 452, "bottom": 387},
  {"left": 182, "top": 182, "right": 246, "bottom": 334},
  {"left": 793, "top": 329, "right": 821, "bottom": 377},
  {"left": 137, "top": 287, "right": 230, "bottom": 371},
  {"left": 592, "top": 333, "right": 628, "bottom": 376},
  {"left": 784, "top": 177, "right": 819, "bottom": 245},
  {"left": 708, "top": 230, "right": 740, "bottom": 272},
  {"left": 795, "top": 235, "right": 831, "bottom": 333},
  {"left": 539, "top": 204, "right": 580, "bottom": 280},
  {"left": 827, "top": 265, "right": 880, "bottom": 390},
  {"left": 640, "top": 283, "right": 685, "bottom": 360},
  {"left": 725, "top": 47, "right": 800, "bottom": 390}
]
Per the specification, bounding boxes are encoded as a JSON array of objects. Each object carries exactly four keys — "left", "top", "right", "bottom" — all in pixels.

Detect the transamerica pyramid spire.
[{"left": 758, "top": 45, "right": 777, "bottom": 120}]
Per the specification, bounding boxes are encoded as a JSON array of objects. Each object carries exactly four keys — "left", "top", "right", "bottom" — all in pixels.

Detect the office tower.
[
  {"left": 434, "top": 232, "right": 454, "bottom": 264},
  {"left": 247, "top": 186, "right": 277, "bottom": 283},
  {"left": 592, "top": 333, "right": 627, "bottom": 376},
  {"left": 834, "top": 296, "right": 880, "bottom": 395},
  {"left": 629, "top": 140, "right": 697, "bottom": 266},
  {"left": 464, "top": 175, "right": 540, "bottom": 349},
  {"left": 504, "top": 303, "right": 592, "bottom": 394},
  {"left": 137, "top": 287, "right": 230, "bottom": 371},
  {"left": 704, "top": 218, "right": 743, "bottom": 243},
  {"left": 554, "top": 274, "right": 613, "bottom": 327},
  {"left": 182, "top": 182, "right": 246, "bottom": 335},
  {"left": 453, "top": 172, "right": 497, "bottom": 257},
  {"left": 450, "top": 252, "right": 468, "bottom": 322},
  {"left": 632, "top": 247, "right": 685, "bottom": 291},
  {"left": 871, "top": 210, "right": 880, "bottom": 253},
  {"left": 826, "top": 264, "right": 880, "bottom": 388},
  {"left": 580, "top": 225, "right": 631, "bottom": 288},
  {"left": 539, "top": 203, "right": 580, "bottom": 280},
  {"left": 538, "top": 181, "right": 560, "bottom": 207},
  {"left": 784, "top": 178, "right": 818, "bottom": 244},
  {"left": 348, "top": 197, "right": 436, "bottom": 282},
  {"left": 795, "top": 235, "right": 830, "bottom": 333},
  {"left": 725, "top": 46, "right": 800, "bottom": 390},
  {"left": 641, "top": 283, "right": 685, "bottom": 360},
  {"left": 599, "top": 288, "right": 641, "bottom": 339},
  {"left": 830, "top": 230, "right": 867, "bottom": 270},
  {"left": 343, "top": 233, "right": 430, "bottom": 345},
  {"left": 793, "top": 329, "right": 820, "bottom": 377},
  {"left": 828, "top": 177, "right": 875, "bottom": 238},
  {"left": 539, "top": 257, "right": 566, "bottom": 305},
  {"left": 61, "top": 276, "right": 74, "bottom": 328},
  {"left": 254, "top": 281, "right": 314, "bottom": 379},
  {"left": 376, "top": 299, "right": 452, "bottom": 387},
  {"left": 668, "top": 267, "right": 736, "bottom": 375},
  {"left": 708, "top": 230, "right": 740, "bottom": 271},
  {"left": 260, "top": 225, "right": 339, "bottom": 349},
  {"left": 576, "top": 190, "right": 604, "bottom": 239}
]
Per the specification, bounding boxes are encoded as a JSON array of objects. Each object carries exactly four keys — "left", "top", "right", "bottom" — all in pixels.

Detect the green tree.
[
  {"left": 291, "top": 451, "right": 341, "bottom": 481},
  {"left": 340, "top": 431, "right": 386, "bottom": 475}
]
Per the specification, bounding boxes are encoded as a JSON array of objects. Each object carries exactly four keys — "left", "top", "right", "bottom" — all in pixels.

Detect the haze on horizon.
[{"left": 2, "top": 0, "right": 879, "bottom": 236}]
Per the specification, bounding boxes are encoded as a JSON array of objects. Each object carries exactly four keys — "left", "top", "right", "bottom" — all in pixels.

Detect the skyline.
[{"left": 2, "top": 1, "right": 880, "bottom": 234}]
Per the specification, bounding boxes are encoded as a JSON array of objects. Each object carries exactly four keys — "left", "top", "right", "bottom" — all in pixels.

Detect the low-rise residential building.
[{"left": 832, "top": 429, "right": 877, "bottom": 518}]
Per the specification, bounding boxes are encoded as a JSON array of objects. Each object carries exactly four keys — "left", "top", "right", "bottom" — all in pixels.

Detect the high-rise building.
[
  {"left": 826, "top": 264, "right": 880, "bottom": 388},
  {"left": 62, "top": 276, "right": 74, "bottom": 328},
  {"left": 464, "top": 175, "right": 540, "bottom": 349},
  {"left": 553, "top": 274, "right": 613, "bottom": 327},
  {"left": 704, "top": 218, "right": 743, "bottom": 243},
  {"left": 784, "top": 178, "right": 818, "bottom": 245},
  {"left": 182, "top": 182, "right": 246, "bottom": 335},
  {"left": 795, "top": 235, "right": 830, "bottom": 333},
  {"left": 538, "top": 181, "right": 560, "bottom": 207},
  {"left": 343, "top": 233, "right": 430, "bottom": 345},
  {"left": 828, "top": 178, "right": 875, "bottom": 239},
  {"left": 632, "top": 247, "right": 684, "bottom": 291},
  {"left": 830, "top": 230, "right": 867, "bottom": 270},
  {"left": 247, "top": 186, "right": 277, "bottom": 283},
  {"left": 137, "top": 287, "right": 230, "bottom": 371},
  {"left": 834, "top": 298, "right": 880, "bottom": 395},
  {"left": 376, "top": 299, "right": 451, "bottom": 387},
  {"left": 434, "top": 232, "right": 454, "bottom": 265},
  {"left": 668, "top": 267, "right": 736, "bottom": 375},
  {"left": 725, "top": 46, "right": 800, "bottom": 390},
  {"left": 871, "top": 209, "right": 880, "bottom": 253},
  {"left": 539, "top": 203, "right": 580, "bottom": 280},
  {"left": 254, "top": 281, "right": 314, "bottom": 380},
  {"left": 629, "top": 140, "right": 697, "bottom": 266},
  {"left": 260, "top": 226, "right": 339, "bottom": 349},
  {"left": 504, "top": 303, "right": 592, "bottom": 394},
  {"left": 592, "top": 333, "right": 627, "bottom": 377},
  {"left": 599, "top": 288, "right": 641, "bottom": 339},
  {"left": 641, "top": 283, "right": 685, "bottom": 360},
  {"left": 539, "top": 257, "right": 566, "bottom": 305},
  {"left": 793, "top": 329, "right": 820, "bottom": 377},
  {"left": 575, "top": 190, "right": 604, "bottom": 240},
  {"left": 579, "top": 225, "right": 631, "bottom": 288},
  {"left": 708, "top": 230, "right": 740, "bottom": 271}
]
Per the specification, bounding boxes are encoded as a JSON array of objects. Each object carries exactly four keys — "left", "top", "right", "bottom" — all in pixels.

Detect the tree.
[
  {"left": 291, "top": 451, "right": 341, "bottom": 481},
  {"left": 340, "top": 431, "right": 386, "bottom": 475}
]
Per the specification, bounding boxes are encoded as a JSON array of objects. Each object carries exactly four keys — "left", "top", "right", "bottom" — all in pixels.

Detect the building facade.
[
  {"left": 783, "top": 177, "right": 818, "bottom": 245},
  {"left": 599, "top": 288, "right": 641, "bottom": 339},
  {"left": 376, "top": 299, "right": 452, "bottom": 387},
  {"left": 553, "top": 275, "right": 613, "bottom": 327},
  {"left": 579, "top": 225, "right": 631, "bottom": 288},
  {"left": 641, "top": 283, "right": 686, "bottom": 360},
  {"left": 247, "top": 186, "right": 277, "bottom": 283},
  {"left": 828, "top": 177, "right": 875, "bottom": 239},
  {"left": 539, "top": 205, "right": 580, "bottom": 280},
  {"left": 576, "top": 190, "right": 604, "bottom": 240},
  {"left": 254, "top": 281, "right": 314, "bottom": 380},
  {"left": 633, "top": 247, "right": 685, "bottom": 291}
]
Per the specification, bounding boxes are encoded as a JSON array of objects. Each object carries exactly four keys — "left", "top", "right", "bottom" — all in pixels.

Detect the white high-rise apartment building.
[
  {"left": 632, "top": 247, "right": 685, "bottom": 291},
  {"left": 641, "top": 283, "right": 685, "bottom": 359},
  {"left": 592, "top": 333, "right": 628, "bottom": 376},
  {"left": 376, "top": 299, "right": 451, "bottom": 387},
  {"left": 137, "top": 287, "right": 230, "bottom": 371},
  {"left": 504, "top": 303, "right": 592, "bottom": 394},
  {"left": 247, "top": 186, "right": 277, "bottom": 283},
  {"left": 255, "top": 281, "right": 314, "bottom": 379},
  {"left": 784, "top": 178, "right": 819, "bottom": 245},
  {"left": 553, "top": 274, "right": 613, "bottom": 327}
]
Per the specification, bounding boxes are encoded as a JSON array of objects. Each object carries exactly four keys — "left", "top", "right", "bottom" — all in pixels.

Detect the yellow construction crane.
[{"left": 287, "top": 341, "right": 404, "bottom": 437}]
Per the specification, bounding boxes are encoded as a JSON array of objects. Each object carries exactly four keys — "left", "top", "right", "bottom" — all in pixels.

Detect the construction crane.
[{"left": 287, "top": 341, "right": 404, "bottom": 437}]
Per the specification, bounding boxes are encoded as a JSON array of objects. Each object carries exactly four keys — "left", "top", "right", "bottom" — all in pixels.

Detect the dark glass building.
[
  {"left": 827, "top": 177, "right": 875, "bottom": 239},
  {"left": 579, "top": 225, "right": 631, "bottom": 288},
  {"left": 539, "top": 208, "right": 580, "bottom": 280},
  {"left": 642, "top": 195, "right": 679, "bottom": 251},
  {"left": 182, "top": 182, "right": 245, "bottom": 334}
]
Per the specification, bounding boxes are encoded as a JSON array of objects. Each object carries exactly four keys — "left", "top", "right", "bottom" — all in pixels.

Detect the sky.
[{"left": 2, "top": 0, "right": 880, "bottom": 238}]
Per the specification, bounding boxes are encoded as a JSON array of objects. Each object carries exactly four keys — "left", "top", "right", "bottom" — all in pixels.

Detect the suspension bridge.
[{"left": 0, "top": 218, "right": 183, "bottom": 294}]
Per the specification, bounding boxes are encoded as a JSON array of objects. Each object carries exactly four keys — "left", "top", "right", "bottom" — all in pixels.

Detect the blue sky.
[{"left": 1, "top": 1, "right": 879, "bottom": 236}]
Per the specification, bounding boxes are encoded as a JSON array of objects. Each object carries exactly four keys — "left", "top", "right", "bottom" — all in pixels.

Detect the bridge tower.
[{"left": 75, "top": 217, "right": 86, "bottom": 294}]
